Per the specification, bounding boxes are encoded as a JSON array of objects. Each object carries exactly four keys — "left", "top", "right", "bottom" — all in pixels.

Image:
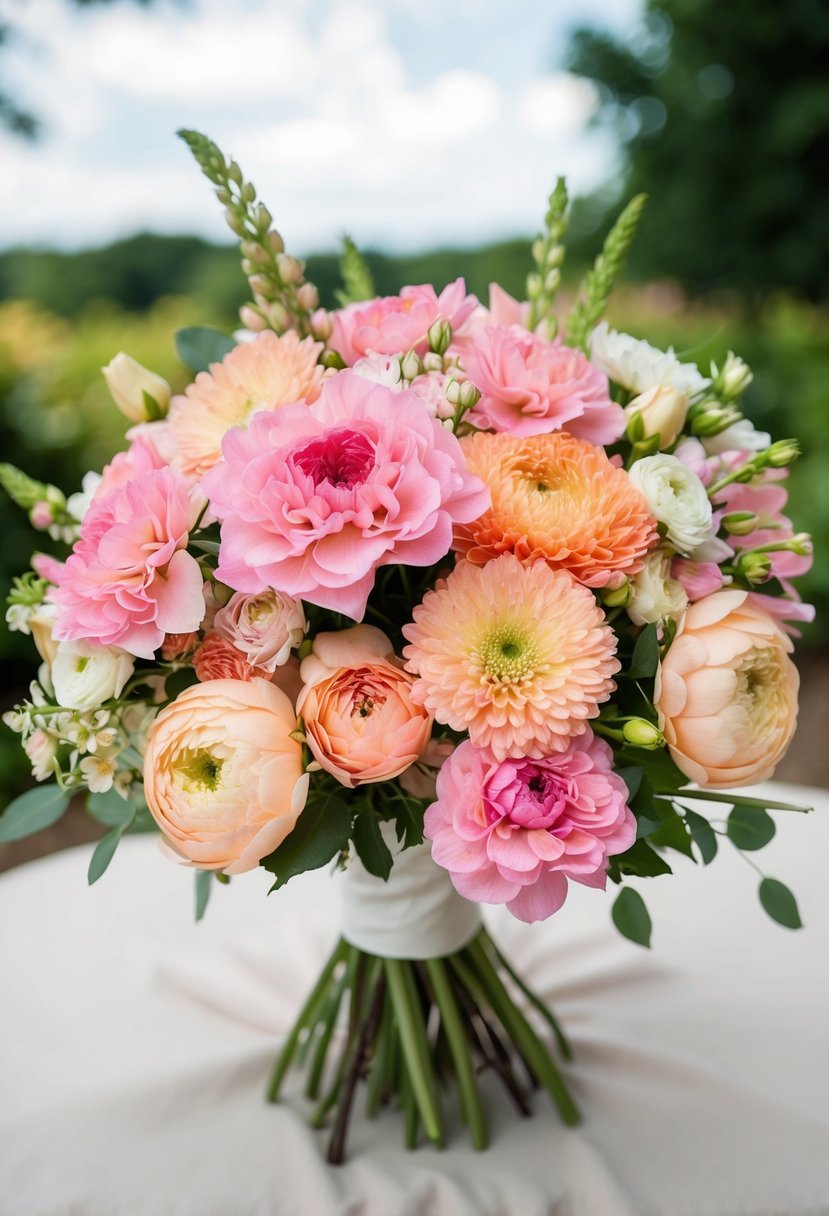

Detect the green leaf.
[
  {"left": 175, "top": 326, "right": 235, "bottom": 373},
  {"left": 87, "top": 825, "right": 126, "bottom": 885},
  {"left": 611, "top": 887, "right": 652, "bottom": 948},
  {"left": 86, "top": 787, "right": 134, "bottom": 829},
  {"left": 262, "top": 792, "right": 352, "bottom": 889},
  {"left": 629, "top": 623, "right": 660, "bottom": 678},
  {"left": 671, "top": 789, "right": 813, "bottom": 814},
  {"left": 616, "top": 765, "right": 643, "bottom": 801},
  {"left": 164, "top": 667, "right": 199, "bottom": 701},
  {"left": 635, "top": 814, "right": 662, "bottom": 839},
  {"left": 683, "top": 808, "right": 718, "bottom": 865},
  {"left": 758, "top": 877, "right": 802, "bottom": 929},
  {"left": 0, "top": 784, "right": 70, "bottom": 842},
  {"left": 390, "top": 795, "right": 426, "bottom": 849},
  {"left": 353, "top": 810, "right": 394, "bottom": 881},
  {"left": 649, "top": 802, "right": 695, "bottom": 860},
  {"left": 607, "top": 838, "right": 672, "bottom": 881},
  {"left": 727, "top": 804, "right": 776, "bottom": 851},
  {"left": 195, "top": 870, "right": 212, "bottom": 922},
  {"left": 335, "top": 235, "right": 375, "bottom": 306},
  {"left": 617, "top": 746, "right": 687, "bottom": 794}
]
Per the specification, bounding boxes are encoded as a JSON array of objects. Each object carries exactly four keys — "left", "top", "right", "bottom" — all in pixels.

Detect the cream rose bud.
[
  {"left": 144, "top": 678, "right": 307, "bottom": 875},
  {"left": 655, "top": 590, "right": 799, "bottom": 788},
  {"left": 627, "top": 453, "right": 714, "bottom": 556},
  {"left": 213, "top": 590, "right": 306, "bottom": 674},
  {"left": 51, "top": 639, "right": 134, "bottom": 711},
  {"left": 297, "top": 624, "right": 433, "bottom": 787},
  {"left": 627, "top": 550, "right": 688, "bottom": 627},
  {"left": 101, "top": 353, "right": 171, "bottom": 423},
  {"left": 28, "top": 602, "right": 60, "bottom": 669},
  {"left": 625, "top": 385, "right": 689, "bottom": 449}
]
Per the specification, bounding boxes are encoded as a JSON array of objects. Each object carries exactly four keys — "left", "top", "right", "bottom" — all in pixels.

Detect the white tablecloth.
[{"left": 1, "top": 781, "right": 828, "bottom": 1216}]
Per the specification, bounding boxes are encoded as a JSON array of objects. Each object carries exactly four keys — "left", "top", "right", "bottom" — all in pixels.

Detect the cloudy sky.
[{"left": 1, "top": 0, "right": 641, "bottom": 253}]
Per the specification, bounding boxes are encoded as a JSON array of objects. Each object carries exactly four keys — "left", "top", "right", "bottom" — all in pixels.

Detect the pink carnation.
[
  {"left": 202, "top": 372, "right": 489, "bottom": 621},
  {"left": 425, "top": 734, "right": 635, "bottom": 923},
  {"left": 459, "top": 325, "right": 625, "bottom": 443},
  {"left": 671, "top": 559, "right": 726, "bottom": 601},
  {"left": 94, "top": 435, "right": 166, "bottom": 502},
  {"left": 53, "top": 468, "right": 205, "bottom": 659},
  {"left": 329, "top": 279, "right": 478, "bottom": 365}
]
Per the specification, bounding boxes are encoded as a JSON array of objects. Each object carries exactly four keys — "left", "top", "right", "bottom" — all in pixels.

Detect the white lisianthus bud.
[
  {"left": 702, "top": 418, "right": 771, "bottom": 455},
  {"left": 711, "top": 351, "right": 753, "bottom": 401},
  {"left": 102, "top": 354, "right": 171, "bottom": 423},
  {"left": 51, "top": 640, "right": 134, "bottom": 711},
  {"left": 625, "top": 385, "right": 689, "bottom": 449},
  {"left": 627, "top": 454, "right": 714, "bottom": 556},
  {"left": 627, "top": 550, "right": 688, "bottom": 626}
]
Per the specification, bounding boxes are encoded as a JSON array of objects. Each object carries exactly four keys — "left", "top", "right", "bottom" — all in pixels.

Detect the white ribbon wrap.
[{"left": 341, "top": 822, "right": 482, "bottom": 959}]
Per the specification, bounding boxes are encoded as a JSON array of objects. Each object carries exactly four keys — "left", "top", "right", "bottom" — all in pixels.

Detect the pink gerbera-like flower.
[
  {"left": 402, "top": 554, "right": 619, "bottom": 759},
  {"left": 425, "top": 734, "right": 635, "bottom": 923},
  {"left": 166, "top": 330, "right": 327, "bottom": 481},
  {"left": 202, "top": 371, "right": 490, "bottom": 621},
  {"left": 329, "top": 279, "right": 478, "bottom": 365},
  {"left": 53, "top": 468, "right": 204, "bottom": 660},
  {"left": 459, "top": 324, "right": 625, "bottom": 443}
]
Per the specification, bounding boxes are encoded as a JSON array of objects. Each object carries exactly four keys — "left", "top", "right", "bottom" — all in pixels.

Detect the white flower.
[
  {"left": 627, "top": 550, "right": 688, "bottom": 627},
  {"left": 627, "top": 453, "right": 714, "bottom": 555},
  {"left": 590, "top": 322, "right": 710, "bottom": 397},
  {"left": 51, "top": 640, "right": 134, "bottom": 712},
  {"left": 625, "top": 385, "right": 689, "bottom": 448},
  {"left": 24, "top": 729, "right": 59, "bottom": 782},
  {"left": 5, "top": 602, "right": 33, "bottom": 633},
  {"left": 352, "top": 352, "right": 404, "bottom": 389},
  {"left": 66, "top": 471, "right": 102, "bottom": 525},
  {"left": 102, "top": 353, "right": 171, "bottom": 423},
  {"left": 80, "top": 752, "right": 118, "bottom": 794},
  {"left": 702, "top": 418, "right": 771, "bottom": 455}
]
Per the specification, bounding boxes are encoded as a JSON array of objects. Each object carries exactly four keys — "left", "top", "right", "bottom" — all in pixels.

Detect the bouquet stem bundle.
[{"left": 267, "top": 928, "right": 578, "bottom": 1164}]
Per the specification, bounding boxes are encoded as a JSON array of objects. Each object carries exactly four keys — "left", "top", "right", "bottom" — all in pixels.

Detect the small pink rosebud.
[{"left": 30, "top": 501, "right": 54, "bottom": 531}]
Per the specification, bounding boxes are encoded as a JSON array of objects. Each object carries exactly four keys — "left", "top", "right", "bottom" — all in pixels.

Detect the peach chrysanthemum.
[
  {"left": 402, "top": 554, "right": 620, "bottom": 760},
  {"left": 167, "top": 331, "right": 326, "bottom": 481},
  {"left": 454, "top": 431, "right": 658, "bottom": 588}
]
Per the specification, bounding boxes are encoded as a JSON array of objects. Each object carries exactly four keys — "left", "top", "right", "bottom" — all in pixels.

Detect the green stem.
[
  {"left": 266, "top": 937, "right": 346, "bottom": 1102},
  {"left": 663, "top": 790, "right": 813, "bottom": 813},
  {"left": 364, "top": 989, "right": 393, "bottom": 1118},
  {"left": 384, "top": 959, "right": 444, "bottom": 1147},
  {"left": 464, "top": 938, "right": 580, "bottom": 1127},
  {"left": 479, "top": 929, "right": 573, "bottom": 1062},
  {"left": 425, "top": 958, "right": 488, "bottom": 1150},
  {"left": 304, "top": 956, "right": 353, "bottom": 1098}
]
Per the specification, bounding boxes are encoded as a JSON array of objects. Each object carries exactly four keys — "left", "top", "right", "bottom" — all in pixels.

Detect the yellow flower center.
[
  {"left": 479, "top": 626, "right": 538, "bottom": 682},
  {"left": 175, "top": 748, "right": 225, "bottom": 794},
  {"left": 736, "top": 648, "right": 785, "bottom": 736}
]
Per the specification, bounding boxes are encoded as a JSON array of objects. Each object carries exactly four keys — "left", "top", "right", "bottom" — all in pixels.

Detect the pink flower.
[
  {"left": 94, "top": 435, "right": 166, "bottom": 502},
  {"left": 716, "top": 481, "right": 813, "bottom": 581},
  {"left": 425, "top": 734, "right": 634, "bottom": 923},
  {"left": 192, "top": 632, "right": 270, "bottom": 682},
  {"left": 671, "top": 559, "right": 726, "bottom": 601},
  {"left": 329, "top": 280, "right": 478, "bottom": 365},
  {"left": 213, "top": 590, "right": 306, "bottom": 674},
  {"left": 203, "top": 371, "right": 490, "bottom": 621},
  {"left": 297, "top": 625, "right": 433, "bottom": 787},
  {"left": 53, "top": 468, "right": 205, "bottom": 659},
  {"left": 460, "top": 325, "right": 625, "bottom": 443},
  {"left": 31, "top": 553, "right": 65, "bottom": 585}
]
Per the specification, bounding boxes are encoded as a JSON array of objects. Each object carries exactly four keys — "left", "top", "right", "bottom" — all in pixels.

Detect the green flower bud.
[
  {"left": 722, "top": 511, "right": 758, "bottom": 536},
  {"left": 734, "top": 551, "right": 773, "bottom": 585},
  {"left": 765, "top": 439, "right": 800, "bottom": 468},
  {"left": 427, "top": 320, "right": 452, "bottom": 356},
  {"left": 622, "top": 719, "right": 664, "bottom": 750}
]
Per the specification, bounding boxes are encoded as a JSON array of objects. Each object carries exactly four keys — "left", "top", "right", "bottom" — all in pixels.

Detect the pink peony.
[
  {"left": 203, "top": 371, "right": 490, "bottom": 621},
  {"left": 329, "top": 280, "right": 478, "bottom": 365},
  {"left": 94, "top": 435, "right": 166, "bottom": 502},
  {"left": 53, "top": 468, "right": 205, "bottom": 660},
  {"left": 297, "top": 625, "right": 432, "bottom": 787},
  {"left": 460, "top": 325, "right": 625, "bottom": 443},
  {"left": 425, "top": 734, "right": 634, "bottom": 923},
  {"left": 213, "top": 589, "right": 306, "bottom": 674}
]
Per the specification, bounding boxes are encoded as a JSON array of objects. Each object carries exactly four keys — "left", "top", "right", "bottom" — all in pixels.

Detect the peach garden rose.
[
  {"left": 654, "top": 589, "right": 799, "bottom": 788},
  {"left": 297, "top": 625, "right": 433, "bottom": 787},
  {"left": 143, "top": 678, "right": 307, "bottom": 874}
]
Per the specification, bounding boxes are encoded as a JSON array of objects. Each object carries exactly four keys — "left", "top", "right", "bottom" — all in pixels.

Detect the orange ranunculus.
[
  {"left": 297, "top": 625, "right": 433, "bottom": 787},
  {"left": 143, "top": 678, "right": 307, "bottom": 874},
  {"left": 654, "top": 589, "right": 799, "bottom": 788}
]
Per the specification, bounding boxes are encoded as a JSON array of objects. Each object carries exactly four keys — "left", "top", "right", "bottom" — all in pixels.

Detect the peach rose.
[
  {"left": 143, "top": 678, "right": 307, "bottom": 874},
  {"left": 654, "top": 589, "right": 799, "bottom": 788},
  {"left": 297, "top": 625, "right": 433, "bottom": 787},
  {"left": 192, "top": 632, "right": 270, "bottom": 682}
]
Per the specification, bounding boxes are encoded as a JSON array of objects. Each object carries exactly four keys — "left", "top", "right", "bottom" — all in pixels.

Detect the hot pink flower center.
[
  {"left": 484, "top": 761, "right": 572, "bottom": 832},
  {"left": 292, "top": 428, "right": 375, "bottom": 489}
]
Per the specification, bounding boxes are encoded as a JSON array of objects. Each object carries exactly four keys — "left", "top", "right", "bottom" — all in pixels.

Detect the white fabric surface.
[
  {"left": 342, "top": 823, "right": 482, "bottom": 958},
  {"left": 1, "top": 780, "right": 828, "bottom": 1216}
]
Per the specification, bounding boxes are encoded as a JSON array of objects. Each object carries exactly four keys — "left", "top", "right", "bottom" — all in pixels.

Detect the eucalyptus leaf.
[
  {"left": 263, "top": 793, "right": 352, "bottom": 889},
  {"left": 175, "top": 326, "right": 235, "bottom": 373},
  {"left": 87, "top": 825, "right": 126, "bottom": 885},
  {"left": 353, "top": 810, "right": 394, "bottom": 880},
  {"left": 611, "top": 887, "right": 652, "bottom": 948},
  {"left": 629, "top": 623, "right": 660, "bottom": 679},
  {"left": 195, "top": 870, "right": 212, "bottom": 922},
  {"left": 0, "top": 784, "right": 70, "bottom": 843},
  {"left": 87, "top": 787, "right": 135, "bottom": 829},
  {"left": 683, "top": 808, "right": 718, "bottom": 865},
  {"left": 727, "top": 805, "right": 776, "bottom": 852},
  {"left": 758, "top": 877, "right": 802, "bottom": 929}
]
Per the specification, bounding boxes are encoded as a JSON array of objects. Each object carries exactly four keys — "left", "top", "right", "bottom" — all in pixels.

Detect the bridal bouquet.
[{"left": 1, "top": 131, "right": 814, "bottom": 1162}]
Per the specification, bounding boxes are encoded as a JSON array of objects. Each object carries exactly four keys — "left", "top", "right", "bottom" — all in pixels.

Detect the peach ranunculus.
[
  {"left": 654, "top": 589, "right": 799, "bottom": 788},
  {"left": 213, "top": 589, "right": 306, "bottom": 674},
  {"left": 192, "top": 632, "right": 271, "bottom": 682},
  {"left": 297, "top": 625, "right": 433, "bottom": 787},
  {"left": 143, "top": 678, "right": 307, "bottom": 874}
]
